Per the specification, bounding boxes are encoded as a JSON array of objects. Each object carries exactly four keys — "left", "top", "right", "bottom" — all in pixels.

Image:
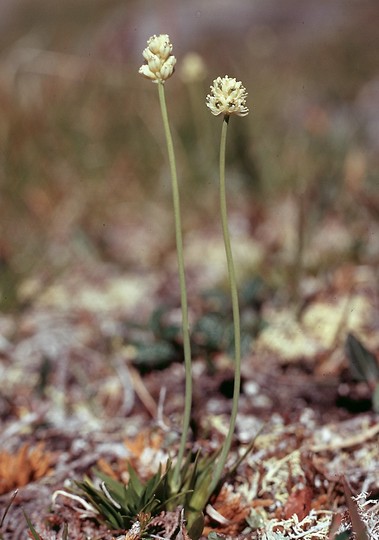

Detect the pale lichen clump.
[
  {"left": 138, "top": 34, "right": 176, "bottom": 83},
  {"left": 206, "top": 75, "right": 249, "bottom": 117},
  {"left": 350, "top": 492, "right": 379, "bottom": 540},
  {"left": 263, "top": 509, "right": 334, "bottom": 540}
]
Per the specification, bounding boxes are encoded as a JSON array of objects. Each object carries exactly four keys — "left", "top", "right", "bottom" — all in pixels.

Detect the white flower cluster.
[
  {"left": 139, "top": 34, "right": 176, "bottom": 84},
  {"left": 206, "top": 75, "right": 249, "bottom": 117}
]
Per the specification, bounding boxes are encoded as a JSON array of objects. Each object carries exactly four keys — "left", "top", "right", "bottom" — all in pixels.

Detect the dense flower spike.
[
  {"left": 206, "top": 75, "right": 249, "bottom": 117},
  {"left": 139, "top": 34, "right": 176, "bottom": 83}
]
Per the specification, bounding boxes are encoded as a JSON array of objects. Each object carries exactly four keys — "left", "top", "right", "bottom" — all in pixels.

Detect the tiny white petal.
[
  {"left": 160, "top": 55, "right": 176, "bottom": 78},
  {"left": 138, "top": 65, "right": 156, "bottom": 80},
  {"left": 148, "top": 34, "right": 171, "bottom": 56}
]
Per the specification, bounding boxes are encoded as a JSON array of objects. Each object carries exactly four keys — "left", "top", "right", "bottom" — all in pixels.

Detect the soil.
[{"left": 0, "top": 226, "right": 378, "bottom": 539}]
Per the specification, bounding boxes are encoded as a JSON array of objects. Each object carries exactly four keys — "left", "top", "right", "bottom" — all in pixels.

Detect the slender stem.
[
  {"left": 208, "top": 115, "right": 241, "bottom": 496},
  {"left": 157, "top": 82, "right": 192, "bottom": 487}
]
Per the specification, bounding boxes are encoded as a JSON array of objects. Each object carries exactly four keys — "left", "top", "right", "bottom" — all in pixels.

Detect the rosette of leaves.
[
  {"left": 76, "top": 450, "right": 222, "bottom": 540},
  {"left": 76, "top": 461, "right": 174, "bottom": 532}
]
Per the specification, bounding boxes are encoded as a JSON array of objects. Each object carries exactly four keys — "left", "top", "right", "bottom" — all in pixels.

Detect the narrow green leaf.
[
  {"left": 128, "top": 463, "right": 145, "bottom": 496},
  {"left": 22, "top": 510, "right": 42, "bottom": 540},
  {"left": 75, "top": 479, "right": 127, "bottom": 528},
  {"left": 94, "top": 471, "right": 127, "bottom": 502}
]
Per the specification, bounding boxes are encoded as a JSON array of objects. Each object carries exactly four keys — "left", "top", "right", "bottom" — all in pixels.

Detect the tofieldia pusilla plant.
[
  {"left": 139, "top": 34, "right": 193, "bottom": 489},
  {"left": 74, "top": 41, "right": 251, "bottom": 540},
  {"left": 206, "top": 75, "right": 249, "bottom": 497}
]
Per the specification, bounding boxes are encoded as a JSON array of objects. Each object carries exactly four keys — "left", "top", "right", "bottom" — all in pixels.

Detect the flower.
[
  {"left": 139, "top": 34, "right": 176, "bottom": 84},
  {"left": 179, "top": 52, "right": 207, "bottom": 83},
  {"left": 206, "top": 75, "right": 249, "bottom": 117}
]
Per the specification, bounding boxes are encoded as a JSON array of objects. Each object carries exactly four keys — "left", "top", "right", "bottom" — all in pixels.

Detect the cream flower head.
[
  {"left": 139, "top": 34, "right": 177, "bottom": 84},
  {"left": 180, "top": 52, "right": 207, "bottom": 83},
  {"left": 206, "top": 76, "right": 249, "bottom": 117}
]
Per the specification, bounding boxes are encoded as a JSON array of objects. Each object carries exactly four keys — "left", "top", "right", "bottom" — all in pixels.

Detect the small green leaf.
[
  {"left": 187, "top": 511, "right": 205, "bottom": 540},
  {"left": 185, "top": 452, "right": 222, "bottom": 531},
  {"left": 345, "top": 333, "right": 379, "bottom": 385}
]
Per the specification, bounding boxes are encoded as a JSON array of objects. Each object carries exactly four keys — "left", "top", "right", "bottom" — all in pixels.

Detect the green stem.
[
  {"left": 208, "top": 115, "right": 241, "bottom": 497},
  {"left": 157, "top": 82, "right": 192, "bottom": 487}
]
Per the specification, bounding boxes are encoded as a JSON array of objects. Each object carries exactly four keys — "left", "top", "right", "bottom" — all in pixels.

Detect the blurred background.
[{"left": 0, "top": 0, "right": 378, "bottom": 311}]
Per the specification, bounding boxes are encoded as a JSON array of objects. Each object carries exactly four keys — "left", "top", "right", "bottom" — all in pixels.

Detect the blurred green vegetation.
[{"left": 0, "top": 0, "right": 378, "bottom": 310}]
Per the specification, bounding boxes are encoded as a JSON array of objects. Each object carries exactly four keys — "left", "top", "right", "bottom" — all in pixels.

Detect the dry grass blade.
[
  {"left": 327, "top": 512, "right": 343, "bottom": 540},
  {"left": 0, "top": 489, "right": 18, "bottom": 528},
  {"left": 342, "top": 477, "right": 369, "bottom": 540}
]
